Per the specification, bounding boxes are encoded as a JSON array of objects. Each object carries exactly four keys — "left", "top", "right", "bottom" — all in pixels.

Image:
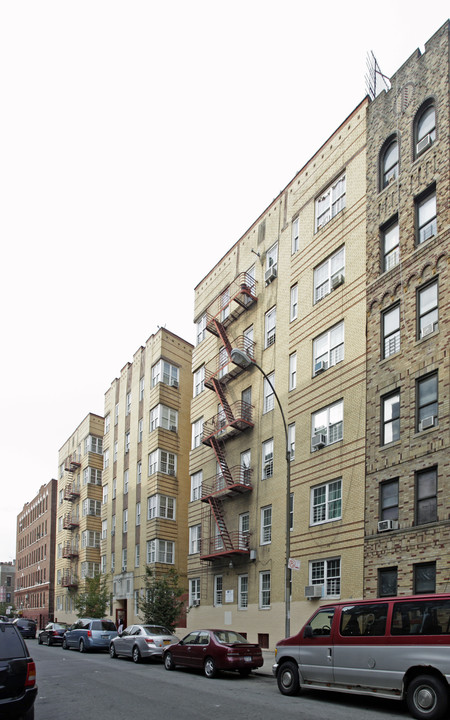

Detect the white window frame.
[
  {"left": 266, "top": 242, "right": 278, "bottom": 273},
  {"left": 315, "top": 173, "right": 346, "bottom": 231},
  {"left": 139, "top": 376, "right": 145, "bottom": 401},
  {"left": 151, "top": 359, "right": 179, "bottom": 388},
  {"left": 314, "top": 246, "right": 345, "bottom": 303},
  {"left": 111, "top": 552, "right": 115, "bottom": 572},
  {"left": 189, "top": 525, "right": 202, "bottom": 554},
  {"left": 265, "top": 306, "right": 276, "bottom": 348},
  {"left": 238, "top": 574, "right": 248, "bottom": 610},
  {"left": 136, "top": 501, "right": 141, "bottom": 526},
  {"left": 260, "top": 506, "right": 272, "bottom": 545},
  {"left": 263, "top": 373, "right": 275, "bottom": 413},
  {"left": 190, "top": 578, "right": 201, "bottom": 606},
  {"left": 137, "top": 460, "right": 142, "bottom": 484},
  {"left": 190, "top": 471, "right": 203, "bottom": 502},
  {"left": 311, "top": 479, "right": 342, "bottom": 525},
  {"left": 291, "top": 217, "right": 299, "bottom": 253},
  {"left": 135, "top": 544, "right": 140, "bottom": 568},
  {"left": 146, "top": 539, "right": 175, "bottom": 565},
  {"left": 138, "top": 418, "right": 143, "bottom": 442},
  {"left": 123, "top": 508, "right": 128, "bottom": 533},
  {"left": 289, "top": 352, "right": 297, "bottom": 390},
  {"left": 196, "top": 314, "right": 207, "bottom": 345},
  {"left": 417, "top": 189, "right": 437, "bottom": 245},
  {"left": 122, "top": 548, "right": 127, "bottom": 571},
  {"left": 383, "top": 219, "right": 399, "bottom": 272},
  {"left": 194, "top": 366, "right": 205, "bottom": 396},
  {"left": 383, "top": 305, "right": 400, "bottom": 358},
  {"left": 313, "top": 322, "right": 344, "bottom": 375},
  {"left": 192, "top": 418, "right": 204, "bottom": 449},
  {"left": 312, "top": 399, "right": 343, "bottom": 448},
  {"left": 259, "top": 571, "right": 271, "bottom": 609},
  {"left": 288, "top": 423, "right": 295, "bottom": 460},
  {"left": 309, "top": 557, "right": 341, "bottom": 598},
  {"left": 150, "top": 404, "right": 178, "bottom": 432},
  {"left": 125, "top": 432, "right": 130, "bottom": 453},
  {"left": 147, "top": 493, "right": 176, "bottom": 520},
  {"left": 262, "top": 438, "right": 274, "bottom": 479},
  {"left": 82, "top": 499, "right": 101, "bottom": 517},
  {"left": 148, "top": 449, "right": 177, "bottom": 476},
  {"left": 214, "top": 575, "right": 223, "bottom": 606},
  {"left": 104, "top": 414, "right": 110, "bottom": 434},
  {"left": 123, "top": 469, "right": 129, "bottom": 495},
  {"left": 126, "top": 392, "right": 131, "bottom": 416},
  {"left": 290, "top": 284, "right": 298, "bottom": 321},
  {"left": 103, "top": 448, "right": 110, "bottom": 469}
]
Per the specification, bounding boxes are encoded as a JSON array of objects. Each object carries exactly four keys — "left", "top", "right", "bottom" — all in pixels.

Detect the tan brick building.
[
  {"left": 16, "top": 480, "right": 57, "bottom": 628},
  {"left": 101, "top": 328, "right": 192, "bottom": 627},
  {"left": 187, "top": 99, "right": 368, "bottom": 649},
  {"left": 364, "top": 21, "right": 450, "bottom": 595},
  {"left": 55, "top": 413, "right": 104, "bottom": 623}
]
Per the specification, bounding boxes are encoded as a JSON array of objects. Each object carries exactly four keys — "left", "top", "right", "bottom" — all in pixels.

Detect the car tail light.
[
  {"left": 145, "top": 638, "right": 156, "bottom": 645},
  {"left": 87, "top": 630, "right": 92, "bottom": 637},
  {"left": 25, "top": 662, "right": 36, "bottom": 688}
]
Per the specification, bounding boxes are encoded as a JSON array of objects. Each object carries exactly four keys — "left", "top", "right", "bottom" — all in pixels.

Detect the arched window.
[
  {"left": 381, "top": 138, "right": 399, "bottom": 189},
  {"left": 415, "top": 102, "right": 436, "bottom": 156}
]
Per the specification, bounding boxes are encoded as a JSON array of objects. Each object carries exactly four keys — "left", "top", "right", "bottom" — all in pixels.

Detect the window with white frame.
[
  {"left": 381, "top": 137, "right": 399, "bottom": 189},
  {"left": 382, "top": 218, "right": 399, "bottom": 272},
  {"left": 315, "top": 173, "right": 346, "bottom": 231},
  {"left": 189, "top": 525, "right": 201, "bottom": 554},
  {"left": 122, "top": 548, "right": 127, "bottom": 571},
  {"left": 104, "top": 414, "right": 110, "bottom": 434},
  {"left": 288, "top": 423, "right": 295, "bottom": 460},
  {"left": 101, "top": 519, "right": 107, "bottom": 540},
  {"left": 112, "top": 477, "right": 117, "bottom": 499},
  {"left": 190, "top": 471, "right": 203, "bottom": 502},
  {"left": 125, "top": 432, "right": 130, "bottom": 453},
  {"left": 311, "top": 479, "right": 342, "bottom": 524},
  {"left": 126, "top": 392, "right": 131, "bottom": 416},
  {"left": 81, "top": 562, "right": 100, "bottom": 579},
  {"left": 238, "top": 575, "right": 248, "bottom": 609},
  {"left": 103, "top": 447, "right": 110, "bottom": 469},
  {"left": 263, "top": 372, "right": 275, "bottom": 413},
  {"left": 102, "top": 484, "right": 108, "bottom": 505},
  {"left": 415, "top": 102, "right": 436, "bottom": 156},
  {"left": 139, "top": 376, "right": 145, "bottom": 401},
  {"left": 190, "top": 578, "right": 200, "bottom": 606},
  {"left": 192, "top": 418, "right": 204, "bottom": 449},
  {"left": 214, "top": 575, "right": 223, "bottom": 606},
  {"left": 137, "top": 460, "right": 142, "bottom": 484},
  {"left": 123, "top": 508, "right": 128, "bottom": 533},
  {"left": 113, "top": 441, "right": 118, "bottom": 462},
  {"left": 148, "top": 449, "right": 177, "bottom": 476},
  {"left": 194, "top": 366, "right": 205, "bottom": 396},
  {"left": 416, "top": 187, "right": 437, "bottom": 245},
  {"left": 313, "top": 322, "right": 344, "bottom": 375},
  {"left": 291, "top": 217, "right": 299, "bottom": 253},
  {"left": 150, "top": 404, "right": 178, "bottom": 432},
  {"left": 83, "top": 467, "right": 102, "bottom": 486},
  {"left": 262, "top": 438, "right": 274, "bottom": 479},
  {"left": 260, "top": 506, "right": 272, "bottom": 544},
  {"left": 310, "top": 557, "right": 341, "bottom": 598},
  {"left": 82, "top": 499, "right": 101, "bottom": 517},
  {"left": 147, "top": 494, "right": 176, "bottom": 520},
  {"left": 418, "top": 280, "right": 438, "bottom": 339},
  {"left": 196, "top": 314, "right": 207, "bottom": 345},
  {"left": 111, "top": 552, "right": 115, "bottom": 571},
  {"left": 81, "top": 530, "right": 100, "bottom": 548},
  {"left": 312, "top": 400, "right": 343, "bottom": 448},
  {"left": 147, "top": 539, "right": 174, "bottom": 564},
  {"left": 290, "top": 284, "right": 298, "bottom": 321},
  {"left": 114, "top": 403, "right": 119, "bottom": 425},
  {"left": 101, "top": 555, "right": 107, "bottom": 574},
  {"left": 289, "top": 352, "right": 297, "bottom": 390},
  {"left": 265, "top": 306, "right": 276, "bottom": 348},
  {"left": 85, "top": 435, "right": 103, "bottom": 455},
  {"left": 111, "top": 514, "right": 116, "bottom": 535},
  {"left": 259, "top": 571, "right": 271, "bottom": 609},
  {"left": 314, "top": 247, "right": 345, "bottom": 303},
  {"left": 382, "top": 304, "right": 400, "bottom": 358},
  {"left": 151, "top": 359, "right": 179, "bottom": 388},
  {"left": 123, "top": 469, "right": 129, "bottom": 494},
  {"left": 136, "top": 502, "right": 141, "bottom": 526},
  {"left": 138, "top": 418, "right": 143, "bottom": 442},
  {"left": 239, "top": 511, "right": 250, "bottom": 549},
  {"left": 266, "top": 242, "right": 278, "bottom": 274},
  {"left": 240, "top": 449, "right": 251, "bottom": 484},
  {"left": 135, "top": 544, "right": 140, "bottom": 567}
]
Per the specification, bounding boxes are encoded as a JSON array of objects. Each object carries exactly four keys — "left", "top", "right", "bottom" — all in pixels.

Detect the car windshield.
[
  {"left": 214, "top": 631, "right": 249, "bottom": 644},
  {"left": 53, "top": 623, "right": 68, "bottom": 630},
  {"left": 143, "top": 626, "right": 171, "bottom": 635}
]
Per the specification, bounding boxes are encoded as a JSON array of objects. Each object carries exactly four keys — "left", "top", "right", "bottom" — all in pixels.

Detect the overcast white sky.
[{"left": 1, "top": 1, "right": 449, "bottom": 562}]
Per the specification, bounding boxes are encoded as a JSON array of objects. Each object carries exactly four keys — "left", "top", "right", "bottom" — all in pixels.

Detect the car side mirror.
[{"left": 304, "top": 625, "right": 313, "bottom": 638}]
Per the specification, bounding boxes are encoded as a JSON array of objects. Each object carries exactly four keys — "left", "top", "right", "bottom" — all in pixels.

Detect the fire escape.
[
  {"left": 61, "top": 454, "right": 80, "bottom": 589},
  {"left": 200, "top": 272, "right": 257, "bottom": 561}
]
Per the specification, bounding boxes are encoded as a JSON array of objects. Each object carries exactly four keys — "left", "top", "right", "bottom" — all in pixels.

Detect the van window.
[
  {"left": 391, "top": 599, "right": 450, "bottom": 635},
  {"left": 340, "top": 603, "right": 388, "bottom": 636},
  {"left": 306, "top": 608, "right": 335, "bottom": 636}
]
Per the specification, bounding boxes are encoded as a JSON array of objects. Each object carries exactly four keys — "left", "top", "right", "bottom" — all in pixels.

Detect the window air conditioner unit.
[
  {"left": 311, "top": 433, "right": 327, "bottom": 450},
  {"left": 171, "top": 380, "right": 179, "bottom": 388},
  {"left": 305, "top": 585, "right": 323, "bottom": 599},
  {"left": 421, "top": 322, "right": 436, "bottom": 338},
  {"left": 265, "top": 266, "right": 277, "bottom": 284},
  {"left": 377, "top": 519, "right": 399, "bottom": 532},
  {"left": 417, "top": 134, "right": 432, "bottom": 155},
  {"left": 168, "top": 469, "right": 176, "bottom": 477},
  {"left": 420, "top": 416, "right": 435, "bottom": 431},
  {"left": 192, "top": 600, "right": 200, "bottom": 607},
  {"left": 249, "top": 549, "right": 257, "bottom": 561},
  {"left": 170, "top": 425, "right": 177, "bottom": 432},
  {"left": 314, "top": 360, "right": 328, "bottom": 375},
  {"left": 331, "top": 273, "right": 344, "bottom": 289}
]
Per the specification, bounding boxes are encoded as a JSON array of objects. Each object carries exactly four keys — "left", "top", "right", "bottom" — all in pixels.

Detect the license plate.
[
  {"left": 244, "top": 656, "right": 252, "bottom": 662},
  {"left": 163, "top": 640, "right": 171, "bottom": 645}
]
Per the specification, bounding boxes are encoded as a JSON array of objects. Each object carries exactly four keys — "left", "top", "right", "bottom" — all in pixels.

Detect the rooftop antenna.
[{"left": 365, "top": 51, "right": 390, "bottom": 100}]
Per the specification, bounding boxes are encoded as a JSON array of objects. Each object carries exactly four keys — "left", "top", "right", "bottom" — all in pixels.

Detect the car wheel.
[
  {"left": 46, "top": 636, "right": 51, "bottom": 647},
  {"left": 109, "top": 643, "right": 117, "bottom": 658},
  {"left": 164, "top": 652, "right": 176, "bottom": 671},
  {"left": 38, "top": 635, "right": 43, "bottom": 645},
  {"left": 62, "top": 637, "right": 68, "bottom": 650},
  {"left": 406, "top": 674, "right": 448, "bottom": 720},
  {"left": 238, "top": 668, "right": 252, "bottom": 677},
  {"left": 79, "top": 639, "right": 86, "bottom": 653},
  {"left": 132, "top": 646, "right": 141, "bottom": 664},
  {"left": 277, "top": 661, "right": 300, "bottom": 696},
  {"left": 204, "top": 657, "right": 218, "bottom": 679}
]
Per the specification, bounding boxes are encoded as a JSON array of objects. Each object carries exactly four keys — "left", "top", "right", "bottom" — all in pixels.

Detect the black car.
[
  {"left": 0, "top": 621, "right": 37, "bottom": 719},
  {"left": 38, "top": 622, "right": 69, "bottom": 646},
  {"left": 12, "top": 620, "right": 36, "bottom": 640}
]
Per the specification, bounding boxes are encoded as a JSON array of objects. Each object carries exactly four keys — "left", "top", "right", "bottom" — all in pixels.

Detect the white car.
[{"left": 110, "top": 624, "right": 178, "bottom": 663}]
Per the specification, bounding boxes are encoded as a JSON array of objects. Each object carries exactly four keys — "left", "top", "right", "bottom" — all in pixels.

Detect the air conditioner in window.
[
  {"left": 171, "top": 380, "right": 179, "bottom": 388},
  {"left": 421, "top": 322, "right": 436, "bottom": 338},
  {"left": 192, "top": 600, "right": 200, "bottom": 607},
  {"left": 377, "top": 519, "right": 399, "bottom": 532},
  {"left": 305, "top": 584, "right": 323, "bottom": 599},
  {"left": 420, "top": 416, "right": 435, "bottom": 431},
  {"left": 168, "top": 469, "right": 176, "bottom": 477},
  {"left": 331, "top": 273, "right": 344, "bottom": 289},
  {"left": 311, "top": 433, "right": 327, "bottom": 450},
  {"left": 314, "top": 360, "right": 328, "bottom": 375},
  {"left": 170, "top": 425, "right": 177, "bottom": 432},
  {"left": 265, "top": 266, "right": 277, "bottom": 284},
  {"left": 417, "top": 133, "right": 433, "bottom": 155}
]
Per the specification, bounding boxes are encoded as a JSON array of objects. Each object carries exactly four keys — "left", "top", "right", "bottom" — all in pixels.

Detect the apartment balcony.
[
  {"left": 61, "top": 575, "right": 78, "bottom": 589},
  {"left": 204, "top": 336, "right": 256, "bottom": 390},
  {"left": 201, "top": 466, "right": 253, "bottom": 500},
  {"left": 63, "top": 514, "right": 79, "bottom": 530},
  {"left": 200, "top": 532, "right": 250, "bottom": 561},
  {"left": 205, "top": 272, "right": 257, "bottom": 335},
  {"left": 202, "top": 402, "right": 253, "bottom": 446},
  {"left": 64, "top": 483, "right": 80, "bottom": 501},
  {"left": 62, "top": 544, "right": 79, "bottom": 559}
]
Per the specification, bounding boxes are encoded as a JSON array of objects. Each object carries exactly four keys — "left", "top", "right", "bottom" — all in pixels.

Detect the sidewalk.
[{"left": 255, "top": 649, "right": 275, "bottom": 676}]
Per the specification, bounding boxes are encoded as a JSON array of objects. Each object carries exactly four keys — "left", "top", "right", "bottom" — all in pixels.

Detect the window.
[
  {"left": 126, "top": 392, "right": 131, "bottom": 415},
  {"left": 101, "top": 555, "right": 107, "bottom": 574},
  {"left": 101, "top": 519, "right": 107, "bottom": 540},
  {"left": 121, "top": 548, "right": 127, "bottom": 571},
  {"left": 147, "top": 539, "right": 174, "bottom": 565},
  {"left": 192, "top": 417, "right": 204, "bottom": 449},
  {"left": 417, "top": 373, "right": 438, "bottom": 431},
  {"left": 81, "top": 562, "right": 100, "bottom": 579},
  {"left": 112, "top": 478, "right": 116, "bottom": 499},
  {"left": 262, "top": 438, "right": 273, "bottom": 479},
  {"left": 382, "top": 304, "right": 400, "bottom": 358},
  {"left": 290, "top": 284, "right": 298, "bottom": 321},
  {"left": 114, "top": 403, "right": 119, "bottom": 425},
  {"left": 414, "top": 562, "right": 436, "bottom": 594},
  {"left": 265, "top": 306, "right": 276, "bottom": 348},
  {"left": 260, "top": 506, "right": 272, "bottom": 544},
  {"left": 82, "top": 499, "right": 101, "bottom": 517},
  {"left": 291, "top": 217, "right": 299, "bottom": 253},
  {"left": 103, "top": 448, "right": 109, "bottom": 469},
  {"left": 341, "top": 603, "right": 388, "bottom": 636},
  {"left": 114, "top": 441, "right": 118, "bottom": 462},
  {"left": 135, "top": 544, "right": 140, "bottom": 568},
  {"left": 415, "top": 102, "right": 436, "bottom": 156},
  {"left": 382, "top": 392, "right": 400, "bottom": 444},
  {"left": 139, "top": 376, "right": 145, "bottom": 401},
  {"left": 148, "top": 449, "right": 177, "bottom": 476},
  {"left": 259, "top": 571, "right": 271, "bottom": 609},
  {"left": 378, "top": 567, "right": 398, "bottom": 597},
  {"left": 313, "top": 322, "right": 344, "bottom": 375},
  {"left": 85, "top": 435, "right": 103, "bottom": 455},
  {"left": 416, "top": 467, "right": 437, "bottom": 525},
  {"left": 151, "top": 359, "right": 179, "bottom": 388},
  {"left": 136, "top": 502, "right": 141, "bottom": 526},
  {"left": 236, "top": 575, "right": 249, "bottom": 610},
  {"left": 137, "top": 461, "right": 142, "bottom": 484},
  {"left": 196, "top": 314, "right": 207, "bottom": 345},
  {"left": 263, "top": 373, "right": 275, "bottom": 413},
  {"left": 239, "top": 512, "right": 250, "bottom": 549},
  {"left": 314, "top": 246, "right": 345, "bottom": 303},
  {"left": 416, "top": 187, "right": 437, "bottom": 244},
  {"left": 123, "top": 469, "right": 129, "bottom": 494},
  {"left": 150, "top": 404, "right": 178, "bottom": 432},
  {"left": 310, "top": 558, "right": 340, "bottom": 598},
  {"left": 104, "top": 414, "right": 110, "bottom": 434},
  {"left": 382, "top": 218, "right": 399, "bottom": 272},
  {"left": 418, "top": 281, "right": 438, "bottom": 339},
  {"left": 266, "top": 242, "right": 278, "bottom": 274},
  {"left": 289, "top": 353, "right": 297, "bottom": 390},
  {"left": 190, "top": 471, "right": 203, "bottom": 502},
  {"left": 315, "top": 173, "right": 346, "bottom": 230},
  {"left": 311, "top": 479, "right": 342, "bottom": 524},
  {"left": 312, "top": 400, "right": 343, "bottom": 449},
  {"left": 380, "top": 479, "right": 399, "bottom": 521},
  {"left": 288, "top": 423, "right": 295, "bottom": 460},
  {"left": 189, "top": 525, "right": 201, "bottom": 554},
  {"left": 123, "top": 509, "right": 128, "bottom": 533},
  {"left": 81, "top": 531, "right": 100, "bottom": 548},
  {"left": 214, "top": 576, "right": 223, "bottom": 606},
  {"left": 190, "top": 578, "right": 200, "bottom": 606},
  {"left": 381, "top": 137, "right": 399, "bottom": 189},
  {"left": 147, "top": 494, "right": 176, "bottom": 520},
  {"left": 138, "top": 418, "right": 143, "bottom": 442},
  {"left": 111, "top": 514, "right": 116, "bottom": 535},
  {"left": 194, "top": 366, "right": 205, "bottom": 396},
  {"left": 125, "top": 432, "right": 130, "bottom": 453}
]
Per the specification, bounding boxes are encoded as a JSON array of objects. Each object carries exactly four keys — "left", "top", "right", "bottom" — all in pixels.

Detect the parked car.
[
  {"left": 0, "top": 620, "right": 37, "bottom": 719},
  {"left": 163, "top": 629, "right": 263, "bottom": 678},
  {"left": 38, "top": 622, "right": 69, "bottom": 646},
  {"left": 62, "top": 618, "right": 117, "bottom": 653},
  {"left": 110, "top": 624, "right": 179, "bottom": 663},
  {"left": 12, "top": 619, "right": 36, "bottom": 640}
]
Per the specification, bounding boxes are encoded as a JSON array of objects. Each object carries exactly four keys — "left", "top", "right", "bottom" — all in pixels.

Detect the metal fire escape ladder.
[
  {"left": 209, "top": 495, "right": 233, "bottom": 550},
  {"left": 209, "top": 436, "right": 233, "bottom": 486}
]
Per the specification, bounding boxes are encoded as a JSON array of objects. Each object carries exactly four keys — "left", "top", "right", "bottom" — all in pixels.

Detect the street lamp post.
[{"left": 230, "top": 347, "right": 291, "bottom": 639}]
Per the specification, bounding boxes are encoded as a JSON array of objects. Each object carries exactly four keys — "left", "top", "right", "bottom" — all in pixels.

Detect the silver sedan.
[{"left": 109, "top": 624, "right": 179, "bottom": 663}]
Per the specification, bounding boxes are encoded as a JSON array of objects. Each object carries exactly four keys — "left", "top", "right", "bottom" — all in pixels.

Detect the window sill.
[
  {"left": 379, "top": 351, "right": 401, "bottom": 365},
  {"left": 415, "top": 328, "right": 439, "bottom": 345},
  {"left": 413, "top": 423, "right": 439, "bottom": 438},
  {"left": 379, "top": 439, "right": 401, "bottom": 450}
]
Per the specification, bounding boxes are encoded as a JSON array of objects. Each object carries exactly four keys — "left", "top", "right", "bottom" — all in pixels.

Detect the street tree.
[
  {"left": 74, "top": 574, "right": 109, "bottom": 618},
  {"left": 139, "top": 567, "right": 185, "bottom": 632}
]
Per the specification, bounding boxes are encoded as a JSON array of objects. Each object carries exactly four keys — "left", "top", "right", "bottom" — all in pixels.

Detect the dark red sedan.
[{"left": 163, "top": 629, "right": 263, "bottom": 678}]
